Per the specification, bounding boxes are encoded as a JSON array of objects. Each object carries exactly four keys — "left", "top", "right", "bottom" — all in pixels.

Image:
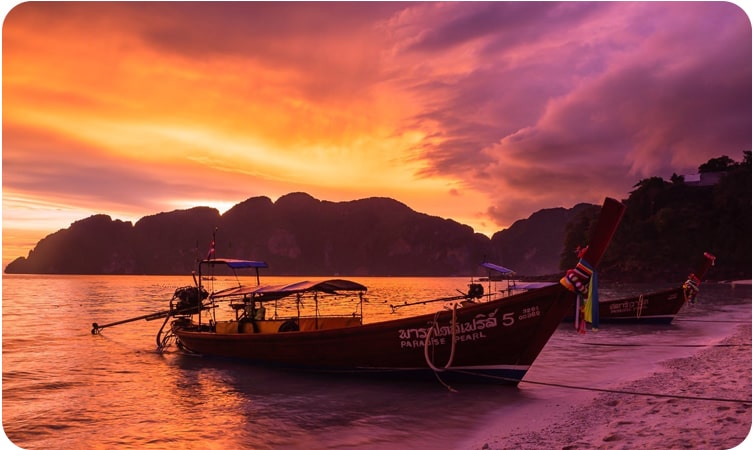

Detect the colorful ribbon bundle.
[
  {"left": 561, "top": 258, "right": 594, "bottom": 295},
  {"left": 683, "top": 273, "right": 701, "bottom": 304},
  {"left": 561, "top": 254, "right": 599, "bottom": 333}
]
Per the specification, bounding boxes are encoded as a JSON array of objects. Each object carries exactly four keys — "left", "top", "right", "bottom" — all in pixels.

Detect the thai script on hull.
[{"left": 396, "top": 306, "right": 540, "bottom": 349}]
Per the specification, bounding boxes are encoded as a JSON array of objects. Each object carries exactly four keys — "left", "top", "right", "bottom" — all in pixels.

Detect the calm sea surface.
[{"left": 3, "top": 274, "right": 751, "bottom": 449}]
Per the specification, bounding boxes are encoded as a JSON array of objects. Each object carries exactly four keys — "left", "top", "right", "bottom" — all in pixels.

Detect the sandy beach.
[{"left": 472, "top": 322, "right": 752, "bottom": 450}]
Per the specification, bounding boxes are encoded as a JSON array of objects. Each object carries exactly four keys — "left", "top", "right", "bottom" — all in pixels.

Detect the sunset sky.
[{"left": 2, "top": 2, "right": 751, "bottom": 269}]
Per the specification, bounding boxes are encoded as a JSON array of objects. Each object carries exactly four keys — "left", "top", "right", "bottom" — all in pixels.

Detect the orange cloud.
[{"left": 3, "top": 2, "right": 750, "bottom": 269}]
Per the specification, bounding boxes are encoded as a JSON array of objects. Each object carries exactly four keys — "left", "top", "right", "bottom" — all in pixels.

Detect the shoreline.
[{"left": 470, "top": 322, "right": 752, "bottom": 449}]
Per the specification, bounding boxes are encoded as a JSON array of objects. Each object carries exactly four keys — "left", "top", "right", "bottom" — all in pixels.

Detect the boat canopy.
[
  {"left": 200, "top": 258, "right": 268, "bottom": 269},
  {"left": 480, "top": 262, "right": 515, "bottom": 274},
  {"left": 211, "top": 279, "right": 367, "bottom": 300}
]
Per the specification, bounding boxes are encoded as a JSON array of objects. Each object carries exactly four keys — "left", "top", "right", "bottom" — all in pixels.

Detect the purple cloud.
[{"left": 388, "top": 2, "right": 751, "bottom": 226}]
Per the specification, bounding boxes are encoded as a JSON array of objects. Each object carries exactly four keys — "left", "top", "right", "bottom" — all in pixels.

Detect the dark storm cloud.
[{"left": 393, "top": 2, "right": 751, "bottom": 227}]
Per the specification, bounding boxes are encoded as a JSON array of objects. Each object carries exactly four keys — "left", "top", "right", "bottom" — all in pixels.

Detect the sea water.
[{"left": 2, "top": 274, "right": 750, "bottom": 449}]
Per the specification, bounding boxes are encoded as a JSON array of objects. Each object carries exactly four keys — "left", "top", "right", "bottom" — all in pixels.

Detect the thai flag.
[{"left": 206, "top": 239, "right": 215, "bottom": 260}]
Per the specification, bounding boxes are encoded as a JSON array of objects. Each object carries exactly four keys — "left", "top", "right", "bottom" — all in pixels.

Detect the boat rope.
[
  {"left": 674, "top": 318, "right": 751, "bottom": 323},
  {"left": 157, "top": 329, "right": 176, "bottom": 353},
  {"left": 521, "top": 378, "right": 753, "bottom": 405},
  {"left": 636, "top": 294, "right": 644, "bottom": 319},
  {"left": 424, "top": 303, "right": 459, "bottom": 392},
  {"left": 518, "top": 376, "right": 752, "bottom": 404},
  {"left": 155, "top": 313, "right": 174, "bottom": 352},
  {"left": 576, "top": 342, "right": 752, "bottom": 348},
  {"left": 448, "top": 370, "right": 752, "bottom": 404}
]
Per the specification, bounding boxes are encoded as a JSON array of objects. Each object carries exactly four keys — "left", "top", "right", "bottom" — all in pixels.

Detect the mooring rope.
[
  {"left": 448, "top": 369, "right": 752, "bottom": 404},
  {"left": 674, "top": 318, "right": 751, "bottom": 323},
  {"left": 636, "top": 294, "right": 644, "bottom": 319},
  {"left": 576, "top": 342, "right": 752, "bottom": 348},
  {"left": 521, "top": 378, "right": 753, "bottom": 404},
  {"left": 424, "top": 303, "right": 459, "bottom": 372},
  {"left": 424, "top": 303, "right": 459, "bottom": 392}
]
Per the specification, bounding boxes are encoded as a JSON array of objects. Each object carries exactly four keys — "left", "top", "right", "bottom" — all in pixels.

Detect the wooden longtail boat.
[
  {"left": 512, "top": 251, "right": 717, "bottom": 326},
  {"left": 593, "top": 252, "right": 716, "bottom": 324},
  {"left": 91, "top": 197, "right": 625, "bottom": 385}
]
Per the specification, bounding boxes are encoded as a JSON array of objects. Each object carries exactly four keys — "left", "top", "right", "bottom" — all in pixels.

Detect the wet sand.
[{"left": 471, "top": 322, "right": 752, "bottom": 449}]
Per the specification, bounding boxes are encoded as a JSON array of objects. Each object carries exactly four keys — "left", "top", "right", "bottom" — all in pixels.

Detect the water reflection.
[
  {"left": 162, "top": 352, "right": 529, "bottom": 448},
  {"left": 3, "top": 275, "right": 750, "bottom": 449}
]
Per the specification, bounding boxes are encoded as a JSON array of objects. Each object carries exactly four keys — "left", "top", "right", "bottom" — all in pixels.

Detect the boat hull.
[
  {"left": 174, "top": 284, "right": 576, "bottom": 385},
  {"left": 575, "top": 286, "right": 686, "bottom": 324},
  {"left": 599, "top": 286, "right": 686, "bottom": 324}
]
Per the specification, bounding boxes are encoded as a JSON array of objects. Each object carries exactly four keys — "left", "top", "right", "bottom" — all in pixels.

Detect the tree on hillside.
[
  {"left": 560, "top": 152, "right": 751, "bottom": 281},
  {"left": 559, "top": 205, "right": 600, "bottom": 271},
  {"left": 699, "top": 155, "right": 738, "bottom": 173},
  {"left": 709, "top": 154, "right": 752, "bottom": 274}
]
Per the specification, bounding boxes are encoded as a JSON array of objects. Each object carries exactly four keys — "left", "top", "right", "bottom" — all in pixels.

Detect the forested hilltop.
[
  {"left": 560, "top": 153, "right": 751, "bottom": 281},
  {"left": 5, "top": 154, "right": 750, "bottom": 281}
]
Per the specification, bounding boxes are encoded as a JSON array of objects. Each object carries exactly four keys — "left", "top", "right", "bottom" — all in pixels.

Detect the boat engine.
[
  {"left": 173, "top": 286, "right": 209, "bottom": 312},
  {"left": 467, "top": 283, "right": 484, "bottom": 300}
]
